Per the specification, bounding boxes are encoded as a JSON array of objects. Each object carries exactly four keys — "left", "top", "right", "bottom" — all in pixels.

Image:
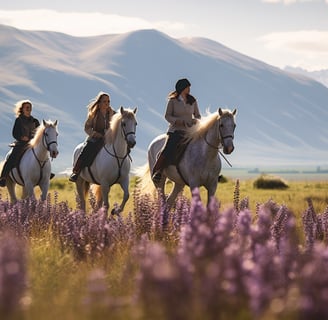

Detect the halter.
[
  {"left": 204, "top": 114, "right": 234, "bottom": 167},
  {"left": 121, "top": 121, "right": 136, "bottom": 143},
  {"left": 102, "top": 117, "right": 136, "bottom": 184},
  {"left": 42, "top": 126, "right": 58, "bottom": 154}
]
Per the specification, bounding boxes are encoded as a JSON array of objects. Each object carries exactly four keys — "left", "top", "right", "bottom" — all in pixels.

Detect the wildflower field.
[{"left": 0, "top": 176, "right": 328, "bottom": 320}]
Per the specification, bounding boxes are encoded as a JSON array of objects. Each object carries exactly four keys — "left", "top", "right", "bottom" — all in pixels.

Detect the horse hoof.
[{"left": 111, "top": 208, "right": 121, "bottom": 216}]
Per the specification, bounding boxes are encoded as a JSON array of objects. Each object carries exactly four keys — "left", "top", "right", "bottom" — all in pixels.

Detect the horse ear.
[
  {"left": 218, "top": 108, "right": 223, "bottom": 116},
  {"left": 232, "top": 108, "right": 237, "bottom": 115},
  {"left": 133, "top": 107, "right": 137, "bottom": 114},
  {"left": 120, "top": 106, "right": 124, "bottom": 114},
  {"left": 42, "top": 119, "right": 47, "bottom": 126},
  {"left": 54, "top": 120, "right": 58, "bottom": 126}
]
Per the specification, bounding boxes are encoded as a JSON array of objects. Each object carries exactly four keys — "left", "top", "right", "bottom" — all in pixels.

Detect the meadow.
[{"left": 0, "top": 174, "right": 328, "bottom": 320}]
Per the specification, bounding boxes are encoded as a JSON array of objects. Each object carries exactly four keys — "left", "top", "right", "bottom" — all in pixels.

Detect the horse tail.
[
  {"left": 133, "top": 163, "right": 156, "bottom": 196},
  {"left": 90, "top": 184, "right": 102, "bottom": 204}
]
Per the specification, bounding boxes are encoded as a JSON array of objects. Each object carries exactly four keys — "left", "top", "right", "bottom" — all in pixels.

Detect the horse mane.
[
  {"left": 184, "top": 108, "right": 233, "bottom": 142},
  {"left": 104, "top": 108, "right": 136, "bottom": 144},
  {"left": 29, "top": 120, "right": 56, "bottom": 147}
]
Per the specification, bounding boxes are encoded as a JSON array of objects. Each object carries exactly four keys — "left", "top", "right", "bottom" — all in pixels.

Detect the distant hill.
[
  {"left": 1, "top": 24, "right": 328, "bottom": 174},
  {"left": 284, "top": 66, "right": 328, "bottom": 88}
]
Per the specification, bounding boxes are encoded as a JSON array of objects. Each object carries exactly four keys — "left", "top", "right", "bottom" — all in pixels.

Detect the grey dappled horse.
[
  {"left": 4, "top": 120, "right": 59, "bottom": 203},
  {"left": 137, "top": 108, "right": 237, "bottom": 209},
  {"left": 72, "top": 107, "right": 137, "bottom": 214}
]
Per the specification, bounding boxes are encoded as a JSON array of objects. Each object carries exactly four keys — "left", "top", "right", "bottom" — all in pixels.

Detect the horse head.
[
  {"left": 218, "top": 108, "right": 237, "bottom": 154},
  {"left": 120, "top": 106, "right": 137, "bottom": 149},
  {"left": 42, "top": 119, "right": 59, "bottom": 159}
]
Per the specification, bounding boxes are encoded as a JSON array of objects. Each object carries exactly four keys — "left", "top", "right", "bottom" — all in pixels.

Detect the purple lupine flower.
[
  {"left": 136, "top": 241, "right": 193, "bottom": 320},
  {"left": 298, "top": 243, "right": 328, "bottom": 319},
  {"left": 271, "top": 205, "right": 289, "bottom": 251},
  {"left": 0, "top": 231, "right": 27, "bottom": 315}
]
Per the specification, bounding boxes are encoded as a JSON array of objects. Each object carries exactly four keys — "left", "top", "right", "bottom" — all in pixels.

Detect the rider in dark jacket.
[{"left": 0, "top": 100, "right": 40, "bottom": 187}]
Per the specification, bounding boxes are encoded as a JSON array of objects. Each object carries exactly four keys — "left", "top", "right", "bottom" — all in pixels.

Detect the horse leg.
[
  {"left": 113, "top": 178, "right": 130, "bottom": 215},
  {"left": 6, "top": 180, "right": 17, "bottom": 203},
  {"left": 206, "top": 182, "right": 218, "bottom": 206},
  {"left": 166, "top": 182, "right": 184, "bottom": 209},
  {"left": 24, "top": 181, "right": 36, "bottom": 199},
  {"left": 76, "top": 178, "right": 88, "bottom": 211},
  {"left": 39, "top": 181, "right": 50, "bottom": 201},
  {"left": 100, "top": 184, "right": 110, "bottom": 212},
  {"left": 21, "top": 186, "right": 28, "bottom": 199}
]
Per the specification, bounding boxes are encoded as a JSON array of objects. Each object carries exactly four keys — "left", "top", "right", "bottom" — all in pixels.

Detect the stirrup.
[
  {"left": 152, "top": 171, "right": 162, "bottom": 184},
  {"left": 0, "top": 177, "right": 6, "bottom": 187},
  {"left": 69, "top": 173, "right": 79, "bottom": 182}
]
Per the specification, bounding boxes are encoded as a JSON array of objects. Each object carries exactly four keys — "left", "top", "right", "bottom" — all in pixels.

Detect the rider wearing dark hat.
[{"left": 152, "top": 78, "right": 201, "bottom": 184}]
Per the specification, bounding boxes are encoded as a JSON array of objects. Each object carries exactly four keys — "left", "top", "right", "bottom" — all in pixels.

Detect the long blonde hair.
[
  {"left": 14, "top": 99, "right": 32, "bottom": 117},
  {"left": 87, "top": 91, "right": 110, "bottom": 118}
]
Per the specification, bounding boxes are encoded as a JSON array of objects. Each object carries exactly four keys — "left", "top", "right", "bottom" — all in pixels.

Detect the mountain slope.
[{"left": 0, "top": 24, "right": 327, "bottom": 173}]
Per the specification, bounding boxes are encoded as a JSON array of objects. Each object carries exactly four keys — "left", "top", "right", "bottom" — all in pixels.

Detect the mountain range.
[{"left": 0, "top": 24, "right": 327, "bottom": 174}]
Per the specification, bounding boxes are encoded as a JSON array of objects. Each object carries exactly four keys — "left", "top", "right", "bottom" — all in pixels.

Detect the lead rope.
[
  {"left": 204, "top": 132, "right": 233, "bottom": 168},
  {"left": 218, "top": 150, "right": 232, "bottom": 167}
]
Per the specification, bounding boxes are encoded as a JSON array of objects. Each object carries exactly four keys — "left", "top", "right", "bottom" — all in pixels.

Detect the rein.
[{"left": 102, "top": 120, "right": 135, "bottom": 184}]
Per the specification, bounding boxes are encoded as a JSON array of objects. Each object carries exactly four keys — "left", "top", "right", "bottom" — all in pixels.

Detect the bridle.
[
  {"left": 204, "top": 114, "right": 235, "bottom": 167},
  {"left": 204, "top": 115, "right": 233, "bottom": 148},
  {"left": 121, "top": 120, "right": 136, "bottom": 145},
  {"left": 42, "top": 126, "right": 58, "bottom": 155},
  {"left": 102, "top": 116, "right": 136, "bottom": 184}
]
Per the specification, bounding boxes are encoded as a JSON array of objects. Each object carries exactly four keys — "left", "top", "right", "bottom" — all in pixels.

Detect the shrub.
[{"left": 253, "top": 174, "right": 288, "bottom": 189}]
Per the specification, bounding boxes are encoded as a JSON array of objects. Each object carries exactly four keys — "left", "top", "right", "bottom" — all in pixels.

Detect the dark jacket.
[{"left": 12, "top": 115, "right": 40, "bottom": 143}]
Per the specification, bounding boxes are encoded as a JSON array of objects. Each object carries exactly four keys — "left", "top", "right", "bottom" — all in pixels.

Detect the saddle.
[
  {"left": 81, "top": 139, "right": 104, "bottom": 167},
  {"left": 172, "top": 140, "right": 189, "bottom": 166},
  {"left": 162, "top": 138, "right": 190, "bottom": 168},
  {"left": 7, "top": 143, "right": 30, "bottom": 168}
]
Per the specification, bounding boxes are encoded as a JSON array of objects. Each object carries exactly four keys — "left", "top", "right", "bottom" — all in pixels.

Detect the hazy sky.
[{"left": 1, "top": 0, "right": 328, "bottom": 71}]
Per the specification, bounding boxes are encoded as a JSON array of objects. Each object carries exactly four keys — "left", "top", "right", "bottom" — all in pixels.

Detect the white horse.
[
  {"left": 4, "top": 120, "right": 59, "bottom": 203},
  {"left": 72, "top": 106, "right": 137, "bottom": 214},
  {"left": 136, "top": 108, "right": 237, "bottom": 209}
]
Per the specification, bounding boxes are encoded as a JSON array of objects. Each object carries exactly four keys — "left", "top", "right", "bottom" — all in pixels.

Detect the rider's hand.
[
  {"left": 92, "top": 132, "right": 103, "bottom": 138},
  {"left": 175, "top": 119, "right": 185, "bottom": 126},
  {"left": 186, "top": 119, "right": 197, "bottom": 127}
]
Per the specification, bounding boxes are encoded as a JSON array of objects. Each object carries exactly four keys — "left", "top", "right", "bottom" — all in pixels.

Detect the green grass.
[
  {"left": 4, "top": 175, "right": 327, "bottom": 223},
  {"left": 44, "top": 175, "right": 328, "bottom": 218},
  {"left": 1, "top": 175, "right": 327, "bottom": 319}
]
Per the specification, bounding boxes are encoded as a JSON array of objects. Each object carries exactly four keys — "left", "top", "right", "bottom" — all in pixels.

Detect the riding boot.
[
  {"left": 152, "top": 153, "right": 166, "bottom": 184},
  {"left": 69, "top": 156, "right": 83, "bottom": 182},
  {"left": 0, "top": 159, "right": 12, "bottom": 187}
]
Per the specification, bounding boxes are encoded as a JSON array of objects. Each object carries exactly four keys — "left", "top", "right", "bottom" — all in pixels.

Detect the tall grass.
[{"left": 0, "top": 176, "right": 327, "bottom": 319}]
